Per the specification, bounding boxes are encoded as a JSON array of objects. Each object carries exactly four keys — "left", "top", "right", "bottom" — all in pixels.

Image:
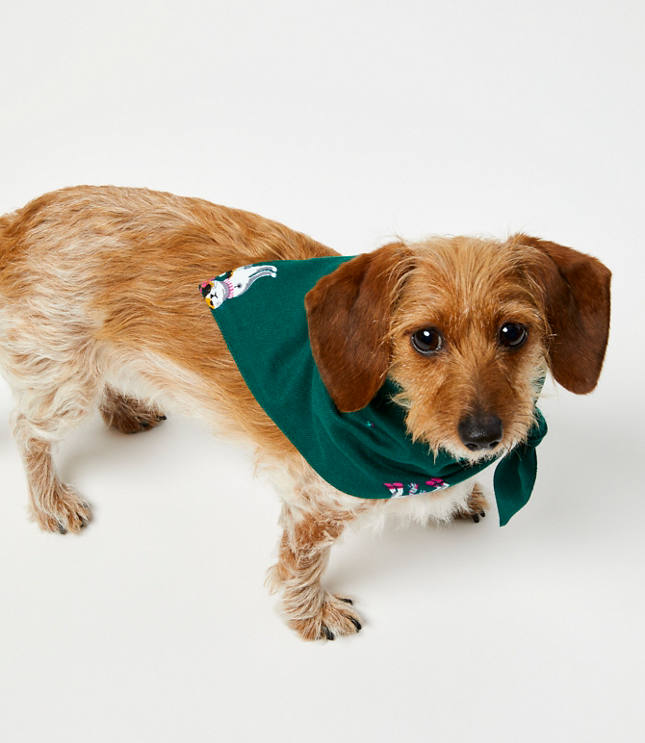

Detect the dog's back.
[
  {"left": 0, "top": 186, "right": 330, "bottom": 533},
  {"left": 0, "top": 186, "right": 335, "bottom": 394}
]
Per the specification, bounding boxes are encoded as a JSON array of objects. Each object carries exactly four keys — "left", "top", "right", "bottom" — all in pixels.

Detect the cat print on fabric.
[
  {"left": 383, "top": 478, "right": 450, "bottom": 498},
  {"left": 200, "top": 264, "right": 278, "bottom": 309}
]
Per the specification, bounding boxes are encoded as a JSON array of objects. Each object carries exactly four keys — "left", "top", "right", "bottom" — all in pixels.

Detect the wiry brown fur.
[
  {"left": 0, "top": 186, "right": 611, "bottom": 640},
  {"left": 388, "top": 237, "right": 550, "bottom": 460},
  {"left": 100, "top": 385, "right": 166, "bottom": 434}
]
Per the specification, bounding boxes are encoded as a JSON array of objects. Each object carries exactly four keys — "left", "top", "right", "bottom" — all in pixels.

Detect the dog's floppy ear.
[
  {"left": 514, "top": 234, "right": 611, "bottom": 394},
  {"left": 305, "top": 242, "right": 413, "bottom": 412}
]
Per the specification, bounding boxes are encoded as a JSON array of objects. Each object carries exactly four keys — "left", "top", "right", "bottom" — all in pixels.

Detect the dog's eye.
[
  {"left": 499, "top": 322, "right": 528, "bottom": 348},
  {"left": 411, "top": 328, "right": 443, "bottom": 355}
]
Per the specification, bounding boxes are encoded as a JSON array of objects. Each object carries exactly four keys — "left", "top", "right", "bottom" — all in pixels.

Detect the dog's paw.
[
  {"left": 288, "top": 594, "right": 363, "bottom": 641},
  {"left": 456, "top": 483, "right": 489, "bottom": 523},
  {"left": 109, "top": 407, "right": 166, "bottom": 434},
  {"left": 100, "top": 391, "right": 166, "bottom": 434},
  {"left": 31, "top": 485, "right": 92, "bottom": 534}
]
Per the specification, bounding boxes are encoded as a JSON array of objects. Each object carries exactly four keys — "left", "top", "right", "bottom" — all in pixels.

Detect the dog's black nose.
[{"left": 458, "top": 414, "right": 503, "bottom": 451}]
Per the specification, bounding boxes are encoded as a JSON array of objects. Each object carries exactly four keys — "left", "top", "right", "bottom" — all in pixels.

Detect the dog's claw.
[
  {"left": 480, "top": 511, "right": 486, "bottom": 517},
  {"left": 349, "top": 617, "right": 362, "bottom": 632},
  {"left": 322, "top": 625, "right": 335, "bottom": 641},
  {"left": 57, "top": 523, "right": 67, "bottom": 534},
  {"left": 339, "top": 597, "right": 353, "bottom": 605},
  {"left": 472, "top": 514, "right": 480, "bottom": 523}
]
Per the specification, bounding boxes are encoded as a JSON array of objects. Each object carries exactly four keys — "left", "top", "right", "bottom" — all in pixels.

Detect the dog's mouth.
[
  {"left": 417, "top": 427, "right": 527, "bottom": 464},
  {"left": 453, "top": 439, "right": 514, "bottom": 463},
  {"left": 448, "top": 410, "right": 534, "bottom": 462},
  {"left": 446, "top": 421, "right": 536, "bottom": 463},
  {"left": 439, "top": 438, "right": 506, "bottom": 464}
]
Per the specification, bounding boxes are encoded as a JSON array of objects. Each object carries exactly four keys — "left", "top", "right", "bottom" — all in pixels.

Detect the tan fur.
[
  {"left": 388, "top": 237, "right": 549, "bottom": 460},
  {"left": 0, "top": 186, "right": 611, "bottom": 640}
]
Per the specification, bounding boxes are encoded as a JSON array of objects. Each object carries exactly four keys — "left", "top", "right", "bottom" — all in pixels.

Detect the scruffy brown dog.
[{"left": 0, "top": 186, "right": 611, "bottom": 641}]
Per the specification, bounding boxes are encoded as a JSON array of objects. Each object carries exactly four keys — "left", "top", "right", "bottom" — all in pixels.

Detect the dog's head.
[{"left": 305, "top": 235, "right": 611, "bottom": 461}]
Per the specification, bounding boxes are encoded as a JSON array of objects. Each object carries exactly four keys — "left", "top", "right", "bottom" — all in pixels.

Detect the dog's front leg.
[{"left": 271, "top": 503, "right": 363, "bottom": 641}]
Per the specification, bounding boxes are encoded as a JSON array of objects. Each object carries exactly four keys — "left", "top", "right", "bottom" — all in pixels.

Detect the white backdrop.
[{"left": 1, "top": 2, "right": 643, "bottom": 742}]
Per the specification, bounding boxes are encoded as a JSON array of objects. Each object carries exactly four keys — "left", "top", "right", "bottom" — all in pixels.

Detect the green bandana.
[{"left": 199, "top": 255, "right": 547, "bottom": 526}]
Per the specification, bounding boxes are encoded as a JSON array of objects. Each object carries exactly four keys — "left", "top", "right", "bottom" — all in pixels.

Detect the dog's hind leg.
[
  {"left": 99, "top": 385, "right": 166, "bottom": 434},
  {"left": 9, "top": 362, "right": 98, "bottom": 534},
  {"left": 13, "top": 425, "right": 92, "bottom": 534}
]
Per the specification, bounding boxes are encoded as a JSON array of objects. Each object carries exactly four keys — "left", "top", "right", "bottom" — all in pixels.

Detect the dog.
[{"left": 0, "top": 185, "right": 611, "bottom": 641}]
